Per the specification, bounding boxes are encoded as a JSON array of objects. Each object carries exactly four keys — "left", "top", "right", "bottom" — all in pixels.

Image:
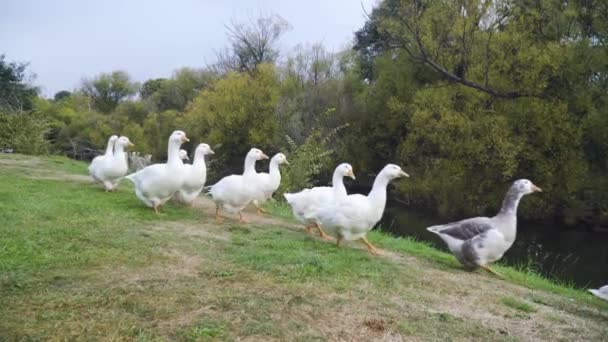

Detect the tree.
[
  {"left": 0, "top": 55, "right": 39, "bottom": 112},
  {"left": 81, "top": 71, "right": 138, "bottom": 113},
  {"left": 140, "top": 78, "right": 166, "bottom": 99},
  {"left": 143, "top": 68, "right": 218, "bottom": 112},
  {"left": 53, "top": 90, "right": 72, "bottom": 101},
  {"left": 216, "top": 14, "right": 291, "bottom": 74},
  {"left": 182, "top": 64, "right": 280, "bottom": 173}
]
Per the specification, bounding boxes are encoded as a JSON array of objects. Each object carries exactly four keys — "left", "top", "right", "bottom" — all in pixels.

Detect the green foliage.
[
  {"left": 183, "top": 64, "right": 280, "bottom": 171},
  {"left": 0, "top": 111, "right": 49, "bottom": 154},
  {"left": 144, "top": 68, "right": 218, "bottom": 112},
  {"left": 0, "top": 55, "right": 39, "bottom": 112},
  {"left": 278, "top": 109, "right": 348, "bottom": 195},
  {"left": 53, "top": 90, "right": 71, "bottom": 101},
  {"left": 81, "top": 71, "right": 138, "bottom": 113}
]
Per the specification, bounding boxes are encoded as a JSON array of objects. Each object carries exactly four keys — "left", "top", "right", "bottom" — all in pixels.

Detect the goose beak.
[
  {"left": 209, "top": 149, "right": 215, "bottom": 155},
  {"left": 347, "top": 170, "right": 356, "bottom": 180},
  {"left": 128, "top": 142, "right": 135, "bottom": 147},
  {"left": 284, "top": 159, "right": 290, "bottom": 165},
  {"left": 181, "top": 136, "right": 190, "bottom": 143},
  {"left": 261, "top": 153, "right": 269, "bottom": 160},
  {"left": 532, "top": 184, "right": 542, "bottom": 192},
  {"left": 400, "top": 170, "right": 410, "bottom": 178}
]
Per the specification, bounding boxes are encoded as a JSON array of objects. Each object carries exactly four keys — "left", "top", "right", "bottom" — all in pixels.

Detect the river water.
[{"left": 379, "top": 203, "right": 608, "bottom": 288}]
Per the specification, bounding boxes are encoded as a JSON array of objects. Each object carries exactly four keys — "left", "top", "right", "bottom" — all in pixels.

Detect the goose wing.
[{"left": 427, "top": 217, "right": 494, "bottom": 241}]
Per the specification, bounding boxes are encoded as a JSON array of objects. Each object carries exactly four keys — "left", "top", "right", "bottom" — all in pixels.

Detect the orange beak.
[
  {"left": 181, "top": 136, "right": 190, "bottom": 143},
  {"left": 260, "top": 153, "right": 269, "bottom": 160},
  {"left": 532, "top": 184, "right": 542, "bottom": 192}
]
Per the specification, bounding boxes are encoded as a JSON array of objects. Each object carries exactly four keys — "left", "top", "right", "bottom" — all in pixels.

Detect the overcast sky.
[{"left": 1, "top": 0, "right": 377, "bottom": 97}]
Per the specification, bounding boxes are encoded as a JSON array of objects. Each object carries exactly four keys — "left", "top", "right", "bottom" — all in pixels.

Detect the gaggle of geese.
[{"left": 88, "top": 130, "right": 607, "bottom": 300}]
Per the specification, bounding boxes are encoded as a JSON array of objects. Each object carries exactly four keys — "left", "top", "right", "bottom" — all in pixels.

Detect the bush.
[
  {"left": 0, "top": 111, "right": 50, "bottom": 155},
  {"left": 278, "top": 109, "right": 348, "bottom": 195}
]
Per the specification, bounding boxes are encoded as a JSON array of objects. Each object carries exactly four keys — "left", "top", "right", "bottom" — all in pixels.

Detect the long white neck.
[
  {"left": 167, "top": 140, "right": 182, "bottom": 166},
  {"left": 331, "top": 170, "right": 346, "bottom": 196},
  {"left": 113, "top": 143, "right": 125, "bottom": 157},
  {"left": 367, "top": 174, "right": 390, "bottom": 215},
  {"left": 105, "top": 139, "right": 115, "bottom": 156},
  {"left": 193, "top": 152, "right": 207, "bottom": 169},
  {"left": 269, "top": 160, "right": 281, "bottom": 183},
  {"left": 243, "top": 156, "right": 257, "bottom": 176}
]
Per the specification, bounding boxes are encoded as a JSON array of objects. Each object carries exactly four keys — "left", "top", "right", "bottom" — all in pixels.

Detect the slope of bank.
[{"left": 0, "top": 154, "right": 606, "bottom": 341}]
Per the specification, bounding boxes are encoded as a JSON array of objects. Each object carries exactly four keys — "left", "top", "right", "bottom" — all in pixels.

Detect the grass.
[
  {"left": 1, "top": 153, "right": 607, "bottom": 341},
  {"left": 500, "top": 297, "right": 537, "bottom": 313}
]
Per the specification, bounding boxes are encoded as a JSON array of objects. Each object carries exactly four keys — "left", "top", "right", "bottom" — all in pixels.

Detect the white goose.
[
  {"left": 589, "top": 285, "right": 608, "bottom": 302},
  {"left": 209, "top": 148, "right": 268, "bottom": 223},
  {"left": 91, "top": 136, "right": 134, "bottom": 191},
  {"left": 315, "top": 164, "right": 409, "bottom": 254},
  {"left": 210, "top": 148, "right": 269, "bottom": 223},
  {"left": 125, "top": 130, "right": 189, "bottom": 214},
  {"left": 427, "top": 179, "right": 542, "bottom": 275},
  {"left": 284, "top": 163, "right": 355, "bottom": 239},
  {"left": 173, "top": 143, "right": 214, "bottom": 206},
  {"left": 89, "top": 135, "right": 117, "bottom": 184},
  {"left": 252, "top": 153, "right": 289, "bottom": 214},
  {"left": 179, "top": 149, "right": 189, "bottom": 161}
]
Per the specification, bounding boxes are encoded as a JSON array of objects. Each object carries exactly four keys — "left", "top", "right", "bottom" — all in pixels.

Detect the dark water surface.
[{"left": 380, "top": 204, "right": 608, "bottom": 288}]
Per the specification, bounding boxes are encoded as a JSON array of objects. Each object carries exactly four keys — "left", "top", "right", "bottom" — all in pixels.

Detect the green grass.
[
  {"left": 1, "top": 153, "right": 607, "bottom": 341},
  {"left": 262, "top": 198, "right": 294, "bottom": 220},
  {"left": 500, "top": 297, "right": 537, "bottom": 313},
  {"left": 368, "top": 229, "right": 608, "bottom": 311}
]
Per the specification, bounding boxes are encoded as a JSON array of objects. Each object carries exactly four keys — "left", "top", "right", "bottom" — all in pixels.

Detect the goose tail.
[{"left": 426, "top": 225, "right": 446, "bottom": 234}]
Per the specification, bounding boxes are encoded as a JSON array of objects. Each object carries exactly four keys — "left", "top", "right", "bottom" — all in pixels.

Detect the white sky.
[{"left": 1, "top": 0, "right": 377, "bottom": 97}]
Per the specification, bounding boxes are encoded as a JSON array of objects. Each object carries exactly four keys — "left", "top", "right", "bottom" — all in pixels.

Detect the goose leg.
[
  {"left": 314, "top": 223, "right": 334, "bottom": 241},
  {"left": 480, "top": 265, "right": 502, "bottom": 278},
  {"left": 238, "top": 212, "right": 249, "bottom": 224},
  {"left": 304, "top": 224, "right": 314, "bottom": 235},
  {"left": 153, "top": 204, "right": 160, "bottom": 215},
  {"left": 336, "top": 236, "right": 343, "bottom": 248},
  {"left": 360, "top": 237, "right": 382, "bottom": 255},
  {"left": 215, "top": 206, "right": 223, "bottom": 224},
  {"left": 256, "top": 207, "right": 267, "bottom": 215}
]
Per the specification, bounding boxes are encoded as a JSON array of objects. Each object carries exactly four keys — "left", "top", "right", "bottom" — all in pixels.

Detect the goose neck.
[
  {"left": 243, "top": 156, "right": 257, "bottom": 176},
  {"left": 167, "top": 140, "right": 182, "bottom": 165},
  {"left": 498, "top": 188, "right": 523, "bottom": 217},
  {"left": 368, "top": 175, "right": 390, "bottom": 208},
  {"left": 105, "top": 140, "right": 115, "bottom": 156}
]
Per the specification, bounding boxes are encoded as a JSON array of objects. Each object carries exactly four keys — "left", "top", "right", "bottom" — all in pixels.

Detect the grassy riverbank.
[{"left": 0, "top": 154, "right": 606, "bottom": 341}]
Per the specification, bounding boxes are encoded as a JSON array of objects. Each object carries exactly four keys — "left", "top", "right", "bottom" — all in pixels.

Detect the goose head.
[
  {"left": 335, "top": 163, "right": 356, "bottom": 180},
  {"left": 247, "top": 148, "right": 269, "bottom": 161},
  {"left": 195, "top": 143, "right": 215, "bottom": 157},
  {"left": 511, "top": 179, "right": 542, "bottom": 196},
  {"left": 170, "top": 130, "right": 190, "bottom": 145},
  {"left": 116, "top": 136, "right": 134, "bottom": 148},
  {"left": 379, "top": 164, "right": 409, "bottom": 180},
  {"left": 109, "top": 135, "right": 119, "bottom": 143},
  {"left": 179, "top": 149, "right": 189, "bottom": 161},
  {"left": 271, "top": 153, "right": 289, "bottom": 165}
]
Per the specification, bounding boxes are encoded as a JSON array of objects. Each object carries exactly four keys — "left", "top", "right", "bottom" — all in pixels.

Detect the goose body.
[
  {"left": 90, "top": 136, "right": 133, "bottom": 191},
  {"left": 427, "top": 179, "right": 542, "bottom": 273},
  {"left": 284, "top": 163, "right": 355, "bottom": 237},
  {"left": 589, "top": 285, "right": 608, "bottom": 302},
  {"left": 315, "top": 164, "right": 409, "bottom": 254},
  {"left": 125, "top": 130, "right": 189, "bottom": 213},
  {"left": 173, "top": 143, "right": 214, "bottom": 205},
  {"left": 89, "top": 135, "right": 117, "bottom": 183},
  {"left": 210, "top": 148, "right": 269, "bottom": 222},
  {"left": 252, "top": 153, "right": 289, "bottom": 213}
]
